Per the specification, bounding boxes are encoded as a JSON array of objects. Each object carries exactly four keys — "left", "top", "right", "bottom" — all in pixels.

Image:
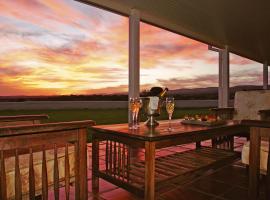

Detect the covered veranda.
[
  {"left": 76, "top": 0, "right": 270, "bottom": 199},
  {"left": 1, "top": 1, "right": 270, "bottom": 200}
]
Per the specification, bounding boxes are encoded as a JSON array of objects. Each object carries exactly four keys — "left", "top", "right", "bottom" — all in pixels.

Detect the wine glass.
[
  {"left": 166, "top": 97, "right": 175, "bottom": 131},
  {"left": 129, "top": 97, "right": 141, "bottom": 129},
  {"left": 135, "top": 98, "right": 143, "bottom": 127}
]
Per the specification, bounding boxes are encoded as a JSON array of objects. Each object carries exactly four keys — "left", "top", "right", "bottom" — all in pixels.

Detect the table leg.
[
  {"left": 145, "top": 141, "right": 156, "bottom": 200},
  {"left": 92, "top": 137, "right": 99, "bottom": 195}
]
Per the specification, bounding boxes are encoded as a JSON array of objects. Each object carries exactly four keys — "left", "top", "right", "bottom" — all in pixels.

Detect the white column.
[
  {"left": 263, "top": 62, "right": 268, "bottom": 90},
  {"left": 219, "top": 46, "right": 230, "bottom": 108},
  {"left": 208, "top": 46, "right": 230, "bottom": 108},
  {"left": 128, "top": 9, "right": 140, "bottom": 123}
]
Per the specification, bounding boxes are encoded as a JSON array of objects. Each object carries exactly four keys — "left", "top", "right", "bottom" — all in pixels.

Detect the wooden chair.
[
  {"left": 211, "top": 90, "right": 270, "bottom": 149},
  {"left": 0, "top": 114, "right": 49, "bottom": 127},
  {"left": 241, "top": 120, "right": 270, "bottom": 199},
  {"left": 0, "top": 120, "right": 95, "bottom": 200}
]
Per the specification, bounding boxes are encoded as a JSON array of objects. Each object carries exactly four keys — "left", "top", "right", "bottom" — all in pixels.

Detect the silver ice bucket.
[{"left": 141, "top": 97, "right": 163, "bottom": 127}]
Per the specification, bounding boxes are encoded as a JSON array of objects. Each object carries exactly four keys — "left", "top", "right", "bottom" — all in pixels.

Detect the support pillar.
[
  {"left": 208, "top": 46, "right": 230, "bottom": 108},
  {"left": 219, "top": 46, "right": 230, "bottom": 108},
  {"left": 263, "top": 62, "right": 268, "bottom": 90},
  {"left": 128, "top": 9, "right": 140, "bottom": 124}
]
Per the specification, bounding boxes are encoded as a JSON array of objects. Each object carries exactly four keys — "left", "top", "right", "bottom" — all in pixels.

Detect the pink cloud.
[{"left": 0, "top": 1, "right": 262, "bottom": 96}]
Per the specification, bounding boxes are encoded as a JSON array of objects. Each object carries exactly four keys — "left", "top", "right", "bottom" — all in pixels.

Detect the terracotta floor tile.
[
  {"left": 156, "top": 150, "right": 175, "bottom": 157},
  {"left": 100, "top": 188, "right": 141, "bottom": 200},
  {"left": 88, "top": 179, "right": 118, "bottom": 193},
  {"left": 164, "top": 146, "right": 190, "bottom": 153},
  {"left": 180, "top": 143, "right": 196, "bottom": 149}
]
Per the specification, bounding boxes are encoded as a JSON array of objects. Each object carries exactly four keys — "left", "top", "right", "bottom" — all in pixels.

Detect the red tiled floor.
[
  {"left": 163, "top": 146, "right": 188, "bottom": 153},
  {"left": 88, "top": 179, "right": 118, "bottom": 193},
  {"left": 100, "top": 188, "right": 141, "bottom": 200},
  {"left": 180, "top": 143, "right": 197, "bottom": 149},
  {"left": 156, "top": 149, "right": 175, "bottom": 157}
]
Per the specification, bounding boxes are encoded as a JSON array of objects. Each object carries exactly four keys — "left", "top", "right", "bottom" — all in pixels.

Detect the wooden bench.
[{"left": 0, "top": 120, "right": 95, "bottom": 200}]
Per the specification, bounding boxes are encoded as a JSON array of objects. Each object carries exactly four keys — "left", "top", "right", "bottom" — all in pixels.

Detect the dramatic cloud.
[{"left": 0, "top": 0, "right": 263, "bottom": 96}]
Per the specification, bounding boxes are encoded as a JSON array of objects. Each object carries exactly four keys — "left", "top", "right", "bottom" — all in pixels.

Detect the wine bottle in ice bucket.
[{"left": 142, "top": 87, "right": 169, "bottom": 127}]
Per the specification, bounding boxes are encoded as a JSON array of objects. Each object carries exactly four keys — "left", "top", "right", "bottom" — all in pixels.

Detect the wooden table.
[{"left": 91, "top": 120, "right": 247, "bottom": 200}]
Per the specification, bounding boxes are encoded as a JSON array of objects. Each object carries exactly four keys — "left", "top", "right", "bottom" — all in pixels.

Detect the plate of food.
[{"left": 181, "top": 114, "right": 227, "bottom": 126}]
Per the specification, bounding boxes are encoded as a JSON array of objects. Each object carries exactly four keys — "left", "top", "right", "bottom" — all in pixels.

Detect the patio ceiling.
[{"left": 78, "top": 0, "right": 270, "bottom": 65}]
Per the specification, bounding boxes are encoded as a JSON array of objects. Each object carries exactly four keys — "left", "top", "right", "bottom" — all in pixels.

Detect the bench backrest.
[{"left": 234, "top": 90, "right": 270, "bottom": 120}]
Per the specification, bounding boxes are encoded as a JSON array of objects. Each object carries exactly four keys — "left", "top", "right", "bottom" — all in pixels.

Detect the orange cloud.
[{"left": 0, "top": 0, "right": 262, "bottom": 96}]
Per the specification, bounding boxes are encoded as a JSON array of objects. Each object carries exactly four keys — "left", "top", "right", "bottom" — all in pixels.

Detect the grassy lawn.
[{"left": 0, "top": 108, "right": 212, "bottom": 125}]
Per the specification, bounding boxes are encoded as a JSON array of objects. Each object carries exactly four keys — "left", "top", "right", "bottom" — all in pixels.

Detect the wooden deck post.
[
  {"left": 78, "top": 128, "right": 88, "bottom": 200},
  {"left": 145, "top": 141, "right": 156, "bottom": 200},
  {"left": 92, "top": 136, "right": 100, "bottom": 195}
]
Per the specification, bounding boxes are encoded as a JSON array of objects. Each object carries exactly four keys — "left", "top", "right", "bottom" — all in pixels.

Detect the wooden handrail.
[
  {"left": 0, "top": 114, "right": 49, "bottom": 122},
  {"left": 241, "top": 120, "right": 270, "bottom": 128},
  {"left": 0, "top": 120, "right": 95, "bottom": 137},
  {"left": 211, "top": 107, "right": 235, "bottom": 111}
]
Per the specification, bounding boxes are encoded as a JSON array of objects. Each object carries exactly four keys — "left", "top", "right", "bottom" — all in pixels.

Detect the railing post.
[
  {"left": 92, "top": 135, "right": 99, "bottom": 195},
  {"left": 78, "top": 128, "right": 88, "bottom": 200}
]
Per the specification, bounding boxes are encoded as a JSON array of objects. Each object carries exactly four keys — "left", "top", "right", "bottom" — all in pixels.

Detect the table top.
[{"left": 92, "top": 119, "right": 245, "bottom": 142}]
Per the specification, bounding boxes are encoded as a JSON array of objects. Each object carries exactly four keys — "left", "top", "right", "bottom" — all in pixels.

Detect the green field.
[{"left": 0, "top": 108, "right": 212, "bottom": 125}]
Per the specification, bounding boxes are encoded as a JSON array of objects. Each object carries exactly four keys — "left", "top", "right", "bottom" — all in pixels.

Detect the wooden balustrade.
[
  {"left": 104, "top": 140, "right": 131, "bottom": 182},
  {"left": 0, "top": 120, "right": 95, "bottom": 200}
]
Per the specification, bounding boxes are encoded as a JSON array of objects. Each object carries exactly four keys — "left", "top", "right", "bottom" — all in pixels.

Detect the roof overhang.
[{"left": 77, "top": 0, "right": 270, "bottom": 65}]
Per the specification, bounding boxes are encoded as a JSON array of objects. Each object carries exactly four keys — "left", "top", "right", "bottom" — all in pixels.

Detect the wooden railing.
[
  {"left": 0, "top": 120, "right": 95, "bottom": 200},
  {"left": 0, "top": 114, "right": 49, "bottom": 127}
]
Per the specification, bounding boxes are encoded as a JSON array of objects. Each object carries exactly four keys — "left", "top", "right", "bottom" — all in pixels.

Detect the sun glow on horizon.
[{"left": 0, "top": 0, "right": 263, "bottom": 96}]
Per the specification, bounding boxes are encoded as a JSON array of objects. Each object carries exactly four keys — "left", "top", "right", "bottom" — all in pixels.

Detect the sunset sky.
[{"left": 0, "top": 0, "right": 264, "bottom": 96}]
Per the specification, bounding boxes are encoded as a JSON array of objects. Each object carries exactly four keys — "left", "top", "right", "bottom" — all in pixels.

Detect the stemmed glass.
[
  {"left": 129, "top": 97, "right": 142, "bottom": 129},
  {"left": 166, "top": 97, "right": 175, "bottom": 131},
  {"left": 135, "top": 98, "right": 143, "bottom": 127}
]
